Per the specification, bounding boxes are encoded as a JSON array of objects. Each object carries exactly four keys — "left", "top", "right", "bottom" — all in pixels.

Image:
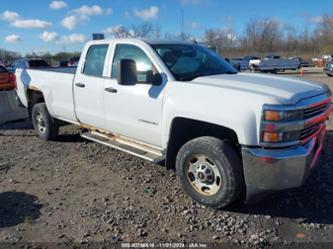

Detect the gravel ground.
[{"left": 0, "top": 68, "right": 332, "bottom": 248}]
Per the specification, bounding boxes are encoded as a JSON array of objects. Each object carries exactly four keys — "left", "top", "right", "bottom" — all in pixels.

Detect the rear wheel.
[
  {"left": 31, "top": 103, "right": 59, "bottom": 140},
  {"left": 176, "top": 136, "right": 244, "bottom": 208}
]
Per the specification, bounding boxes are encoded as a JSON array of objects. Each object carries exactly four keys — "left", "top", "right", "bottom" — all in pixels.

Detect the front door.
[{"left": 103, "top": 44, "right": 165, "bottom": 147}]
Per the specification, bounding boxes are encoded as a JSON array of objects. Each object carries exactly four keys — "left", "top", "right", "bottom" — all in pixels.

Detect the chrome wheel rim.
[
  {"left": 185, "top": 154, "right": 221, "bottom": 196},
  {"left": 35, "top": 111, "right": 46, "bottom": 134}
]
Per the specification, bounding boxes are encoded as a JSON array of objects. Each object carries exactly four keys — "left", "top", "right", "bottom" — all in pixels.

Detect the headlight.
[
  {"left": 261, "top": 105, "right": 305, "bottom": 146},
  {"left": 261, "top": 96, "right": 331, "bottom": 147},
  {"left": 264, "top": 109, "right": 304, "bottom": 121}
]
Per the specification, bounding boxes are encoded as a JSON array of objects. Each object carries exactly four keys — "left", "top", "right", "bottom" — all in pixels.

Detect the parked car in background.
[
  {"left": 0, "top": 65, "right": 16, "bottom": 91},
  {"left": 8, "top": 59, "right": 50, "bottom": 72},
  {"left": 225, "top": 58, "right": 241, "bottom": 71},
  {"left": 324, "top": 60, "right": 333, "bottom": 77},
  {"left": 67, "top": 56, "right": 80, "bottom": 67},
  {"left": 290, "top": 57, "right": 310, "bottom": 67},
  {"left": 59, "top": 61, "right": 68, "bottom": 67},
  {"left": 249, "top": 55, "right": 301, "bottom": 73},
  {"left": 243, "top": 55, "right": 260, "bottom": 62},
  {"left": 248, "top": 56, "right": 262, "bottom": 71},
  {"left": 229, "top": 58, "right": 249, "bottom": 71}
]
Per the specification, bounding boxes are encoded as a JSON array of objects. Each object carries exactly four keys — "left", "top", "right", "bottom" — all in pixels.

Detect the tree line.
[
  {"left": 106, "top": 15, "right": 333, "bottom": 59},
  {"left": 0, "top": 50, "right": 81, "bottom": 66},
  {"left": 204, "top": 16, "right": 333, "bottom": 58}
]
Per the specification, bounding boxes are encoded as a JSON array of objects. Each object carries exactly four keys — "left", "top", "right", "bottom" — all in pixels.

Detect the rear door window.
[{"left": 83, "top": 44, "right": 109, "bottom": 77}]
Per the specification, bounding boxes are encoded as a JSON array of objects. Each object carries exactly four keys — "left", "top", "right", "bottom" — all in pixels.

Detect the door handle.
[
  {"left": 75, "top": 83, "right": 85, "bottom": 88},
  {"left": 105, "top": 87, "right": 117, "bottom": 93}
]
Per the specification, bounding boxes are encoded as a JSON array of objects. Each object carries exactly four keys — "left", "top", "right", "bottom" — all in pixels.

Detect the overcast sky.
[{"left": 0, "top": 0, "right": 330, "bottom": 54}]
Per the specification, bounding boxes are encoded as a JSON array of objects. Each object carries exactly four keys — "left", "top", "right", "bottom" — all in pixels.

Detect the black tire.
[
  {"left": 31, "top": 103, "right": 59, "bottom": 140},
  {"left": 176, "top": 136, "right": 244, "bottom": 209},
  {"left": 327, "top": 73, "right": 333, "bottom": 77}
]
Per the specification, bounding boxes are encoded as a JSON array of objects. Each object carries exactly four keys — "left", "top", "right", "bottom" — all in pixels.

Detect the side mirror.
[
  {"left": 146, "top": 70, "right": 163, "bottom": 86},
  {"left": 118, "top": 59, "right": 137, "bottom": 85}
]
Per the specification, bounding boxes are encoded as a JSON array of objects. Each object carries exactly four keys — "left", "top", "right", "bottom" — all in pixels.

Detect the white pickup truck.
[{"left": 16, "top": 39, "right": 332, "bottom": 208}]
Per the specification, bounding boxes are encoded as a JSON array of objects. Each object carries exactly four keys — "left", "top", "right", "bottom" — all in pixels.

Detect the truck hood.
[{"left": 191, "top": 73, "right": 328, "bottom": 105}]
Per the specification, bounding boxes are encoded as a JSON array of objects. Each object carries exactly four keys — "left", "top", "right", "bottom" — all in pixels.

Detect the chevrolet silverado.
[{"left": 16, "top": 39, "right": 332, "bottom": 208}]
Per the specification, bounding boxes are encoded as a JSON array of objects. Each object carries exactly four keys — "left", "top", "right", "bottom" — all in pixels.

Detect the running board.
[{"left": 81, "top": 131, "right": 165, "bottom": 163}]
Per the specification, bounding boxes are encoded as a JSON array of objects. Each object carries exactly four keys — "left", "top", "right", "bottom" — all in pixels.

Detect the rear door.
[{"left": 73, "top": 44, "right": 109, "bottom": 128}]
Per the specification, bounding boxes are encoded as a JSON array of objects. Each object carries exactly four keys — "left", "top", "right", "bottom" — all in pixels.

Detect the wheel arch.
[
  {"left": 27, "top": 89, "right": 45, "bottom": 118},
  {"left": 165, "top": 117, "right": 241, "bottom": 170}
]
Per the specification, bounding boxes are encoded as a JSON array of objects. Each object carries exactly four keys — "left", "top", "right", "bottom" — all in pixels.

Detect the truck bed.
[
  {"left": 29, "top": 66, "right": 77, "bottom": 74},
  {"left": 16, "top": 67, "right": 77, "bottom": 122}
]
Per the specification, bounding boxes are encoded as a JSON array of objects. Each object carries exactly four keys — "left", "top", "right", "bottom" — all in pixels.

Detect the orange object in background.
[
  {"left": 300, "top": 68, "right": 305, "bottom": 76},
  {"left": 314, "top": 59, "right": 325, "bottom": 67},
  {"left": 0, "top": 65, "right": 16, "bottom": 91}
]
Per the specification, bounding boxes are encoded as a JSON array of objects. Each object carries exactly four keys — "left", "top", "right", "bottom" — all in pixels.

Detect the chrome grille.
[{"left": 304, "top": 103, "right": 328, "bottom": 119}]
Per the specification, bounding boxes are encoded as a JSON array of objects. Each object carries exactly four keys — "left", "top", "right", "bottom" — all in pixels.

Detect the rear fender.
[{"left": 15, "top": 68, "right": 31, "bottom": 107}]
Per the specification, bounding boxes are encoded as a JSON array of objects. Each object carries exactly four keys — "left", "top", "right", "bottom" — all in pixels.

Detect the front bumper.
[{"left": 241, "top": 125, "right": 326, "bottom": 203}]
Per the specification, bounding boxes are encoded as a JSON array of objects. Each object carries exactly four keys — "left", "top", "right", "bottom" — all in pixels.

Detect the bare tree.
[
  {"left": 241, "top": 18, "right": 282, "bottom": 53},
  {"left": 204, "top": 28, "right": 237, "bottom": 54},
  {"left": 105, "top": 23, "right": 160, "bottom": 39},
  {"left": 314, "top": 14, "right": 333, "bottom": 53},
  {"left": 131, "top": 23, "right": 160, "bottom": 38},
  {"left": 164, "top": 32, "right": 192, "bottom": 40},
  {"left": 0, "top": 49, "right": 21, "bottom": 65}
]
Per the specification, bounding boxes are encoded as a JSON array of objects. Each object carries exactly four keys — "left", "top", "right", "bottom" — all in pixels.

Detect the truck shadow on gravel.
[
  {"left": 0, "top": 120, "right": 86, "bottom": 142},
  {"left": 232, "top": 130, "right": 333, "bottom": 225},
  {"left": 54, "top": 134, "right": 86, "bottom": 143},
  {"left": 0, "top": 192, "right": 42, "bottom": 228},
  {"left": 0, "top": 119, "right": 33, "bottom": 130}
]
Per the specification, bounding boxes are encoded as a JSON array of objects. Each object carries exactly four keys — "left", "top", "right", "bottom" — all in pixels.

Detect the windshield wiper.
[{"left": 190, "top": 71, "right": 237, "bottom": 80}]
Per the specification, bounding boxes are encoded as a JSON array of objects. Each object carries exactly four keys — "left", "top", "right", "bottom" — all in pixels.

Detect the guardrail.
[{"left": 0, "top": 90, "right": 28, "bottom": 125}]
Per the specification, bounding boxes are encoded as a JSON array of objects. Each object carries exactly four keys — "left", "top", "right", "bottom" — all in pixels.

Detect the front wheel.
[
  {"left": 31, "top": 103, "right": 59, "bottom": 140},
  {"left": 176, "top": 137, "right": 244, "bottom": 208}
]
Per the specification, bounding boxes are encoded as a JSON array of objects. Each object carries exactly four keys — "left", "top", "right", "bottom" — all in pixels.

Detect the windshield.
[{"left": 152, "top": 44, "right": 238, "bottom": 81}]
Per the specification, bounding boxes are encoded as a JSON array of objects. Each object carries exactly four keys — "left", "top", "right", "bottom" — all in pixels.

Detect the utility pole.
[{"left": 181, "top": 8, "right": 184, "bottom": 40}]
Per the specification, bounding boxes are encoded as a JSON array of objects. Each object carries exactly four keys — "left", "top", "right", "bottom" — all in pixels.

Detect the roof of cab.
[
  {"left": 144, "top": 39, "right": 195, "bottom": 45},
  {"left": 86, "top": 38, "right": 195, "bottom": 46}
]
